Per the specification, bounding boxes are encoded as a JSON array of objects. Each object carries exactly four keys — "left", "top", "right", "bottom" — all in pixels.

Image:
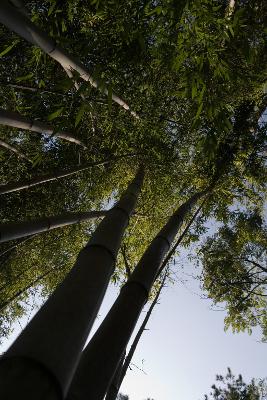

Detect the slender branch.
[
  {"left": 0, "top": 109, "right": 87, "bottom": 148},
  {"left": 121, "top": 244, "right": 131, "bottom": 279},
  {"left": 243, "top": 258, "right": 267, "bottom": 273},
  {"left": 63, "top": 66, "right": 86, "bottom": 100},
  {"left": 0, "top": 267, "right": 54, "bottom": 312},
  {"left": 236, "top": 282, "right": 264, "bottom": 308},
  {"left": 0, "top": 153, "right": 139, "bottom": 195},
  {"left": 0, "top": 235, "right": 35, "bottom": 258},
  {"left": 0, "top": 138, "right": 31, "bottom": 162}
]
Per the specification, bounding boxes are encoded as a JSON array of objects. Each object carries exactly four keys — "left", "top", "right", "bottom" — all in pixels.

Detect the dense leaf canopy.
[{"left": 0, "top": 0, "right": 266, "bottom": 339}]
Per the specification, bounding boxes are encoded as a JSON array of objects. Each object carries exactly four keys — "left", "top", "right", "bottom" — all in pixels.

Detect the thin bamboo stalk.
[
  {"left": 0, "top": 1, "right": 138, "bottom": 118},
  {"left": 67, "top": 188, "right": 210, "bottom": 400},
  {"left": 0, "top": 211, "right": 107, "bottom": 243},
  {"left": 0, "top": 167, "right": 144, "bottom": 400},
  {"left": 105, "top": 350, "right": 126, "bottom": 400},
  {"left": 0, "top": 153, "right": 137, "bottom": 195},
  {"left": 106, "top": 270, "right": 168, "bottom": 400},
  {"left": 0, "top": 138, "right": 31, "bottom": 161},
  {"left": 0, "top": 109, "right": 87, "bottom": 148}
]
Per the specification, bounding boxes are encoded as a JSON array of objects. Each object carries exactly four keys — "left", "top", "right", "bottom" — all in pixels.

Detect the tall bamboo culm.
[
  {"left": 106, "top": 198, "right": 207, "bottom": 400},
  {"left": 0, "top": 167, "right": 144, "bottom": 400},
  {"left": 66, "top": 189, "right": 209, "bottom": 400},
  {"left": 0, "top": 1, "right": 138, "bottom": 118},
  {"left": 0, "top": 211, "right": 107, "bottom": 243}
]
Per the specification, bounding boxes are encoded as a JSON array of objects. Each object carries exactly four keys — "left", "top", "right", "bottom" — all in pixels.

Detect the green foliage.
[
  {"left": 0, "top": 0, "right": 266, "bottom": 340},
  {"left": 204, "top": 369, "right": 267, "bottom": 400},
  {"left": 200, "top": 211, "right": 267, "bottom": 339}
]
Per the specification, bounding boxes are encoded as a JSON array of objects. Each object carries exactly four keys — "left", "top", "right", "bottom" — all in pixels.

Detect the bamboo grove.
[{"left": 0, "top": 0, "right": 266, "bottom": 399}]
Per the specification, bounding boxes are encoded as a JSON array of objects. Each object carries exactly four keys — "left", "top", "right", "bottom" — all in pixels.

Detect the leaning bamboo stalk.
[
  {"left": 0, "top": 167, "right": 144, "bottom": 399},
  {"left": 0, "top": 138, "right": 31, "bottom": 161},
  {"left": 106, "top": 199, "right": 207, "bottom": 400},
  {"left": 155, "top": 196, "right": 208, "bottom": 280},
  {"left": 0, "top": 1, "right": 138, "bottom": 119},
  {"left": 0, "top": 154, "right": 136, "bottom": 195},
  {"left": 0, "top": 109, "right": 87, "bottom": 148},
  {"left": 0, "top": 211, "right": 107, "bottom": 243},
  {"left": 106, "top": 269, "right": 169, "bottom": 400},
  {"left": 67, "top": 188, "right": 210, "bottom": 400},
  {"left": 105, "top": 350, "right": 127, "bottom": 400}
]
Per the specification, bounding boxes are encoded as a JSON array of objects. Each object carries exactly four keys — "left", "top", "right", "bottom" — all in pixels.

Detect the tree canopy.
[
  {"left": 0, "top": 0, "right": 266, "bottom": 344},
  {"left": 204, "top": 369, "right": 267, "bottom": 400}
]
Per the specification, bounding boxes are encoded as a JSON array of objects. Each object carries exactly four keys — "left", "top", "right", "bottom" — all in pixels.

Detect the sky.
[{"left": 1, "top": 254, "right": 266, "bottom": 400}]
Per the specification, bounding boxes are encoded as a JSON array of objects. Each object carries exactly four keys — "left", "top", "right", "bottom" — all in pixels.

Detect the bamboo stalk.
[
  {"left": 0, "top": 138, "right": 31, "bottom": 161},
  {"left": 0, "top": 168, "right": 144, "bottom": 399},
  {"left": 106, "top": 197, "right": 208, "bottom": 400},
  {"left": 0, "top": 153, "right": 137, "bottom": 195},
  {"left": 106, "top": 270, "right": 168, "bottom": 400},
  {"left": 0, "top": 109, "right": 87, "bottom": 148},
  {"left": 0, "top": 1, "right": 138, "bottom": 119},
  {"left": 66, "top": 188, "right": 209, "bottom": 400},
  {"left": 0, "top": 211, "right": 107, "bottom": 243}
]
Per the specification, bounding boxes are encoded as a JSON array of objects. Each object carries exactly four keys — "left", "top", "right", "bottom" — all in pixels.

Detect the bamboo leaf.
[
  {"left": 16, "top": 73, "right": 34, "bottom": 82},
  {"left": 47, "top": 107, "right": 64, "bottom": 121},
  {"left": 48, "top": 2, "right": 57, "bottom": 16},
  {"left": 229, "top": 25, "right": 234, "bottom": 37},
  {"left": 195, "top": 102, "right": 203, "bottom": 120},
  {"left": 0, "top": 40, "right": 19, "bottom": 57},
  {"left": 29, "top": 152, "right": 43, "bottom": 167},
  {"left": 75, "top": 104, "right": 86, "bottom": 127}
]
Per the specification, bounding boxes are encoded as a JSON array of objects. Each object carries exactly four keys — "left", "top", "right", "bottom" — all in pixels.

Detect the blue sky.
[{"left": 94, "top": 272, "right": 266, "bottom": 400}]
